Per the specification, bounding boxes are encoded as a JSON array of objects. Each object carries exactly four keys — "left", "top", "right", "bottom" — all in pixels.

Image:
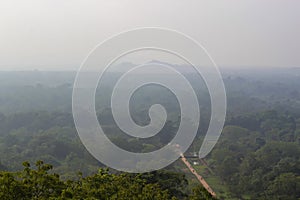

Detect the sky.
[{"left": 0, "top": 0, "right": 299, "bottom": 70}]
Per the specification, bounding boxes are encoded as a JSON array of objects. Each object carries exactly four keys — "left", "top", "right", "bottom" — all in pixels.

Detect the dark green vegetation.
[
  {"left": 0, "top": 160, "right": 215, "bottom": 199},
  {"left": 209, "top": 111, "right": 300, "bottom": 199},
  {"left": 0, "top": 68, "right": 299, "bottom": 199}
]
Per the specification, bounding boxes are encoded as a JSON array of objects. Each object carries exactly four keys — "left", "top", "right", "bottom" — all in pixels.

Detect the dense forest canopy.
[{"left": 0, "top": 68, "right": 299, "bottom": 199}]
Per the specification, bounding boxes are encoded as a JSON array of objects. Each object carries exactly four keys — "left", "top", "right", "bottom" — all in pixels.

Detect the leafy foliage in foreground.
[{"left": 0, "top": 161, "right": 215, "bottom": 200}]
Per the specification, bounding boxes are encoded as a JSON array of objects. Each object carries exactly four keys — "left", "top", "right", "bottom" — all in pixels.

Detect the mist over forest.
[{"left": 0, "top": 66, "right": 299, "bottom": 199}]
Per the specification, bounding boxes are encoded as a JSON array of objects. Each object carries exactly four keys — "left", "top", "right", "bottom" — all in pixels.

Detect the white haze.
[{"left": 0, "top": 0, "right": 299, "bottom": 70}]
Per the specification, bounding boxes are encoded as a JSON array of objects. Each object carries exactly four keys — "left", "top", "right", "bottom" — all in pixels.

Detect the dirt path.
[{"left": 180, "top": 154, "right": 217, "bottom": 198}]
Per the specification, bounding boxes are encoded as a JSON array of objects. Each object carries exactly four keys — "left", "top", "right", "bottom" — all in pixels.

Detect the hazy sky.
[{"left": 0, "top": 0, "right": 299, "bottom": 70}]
